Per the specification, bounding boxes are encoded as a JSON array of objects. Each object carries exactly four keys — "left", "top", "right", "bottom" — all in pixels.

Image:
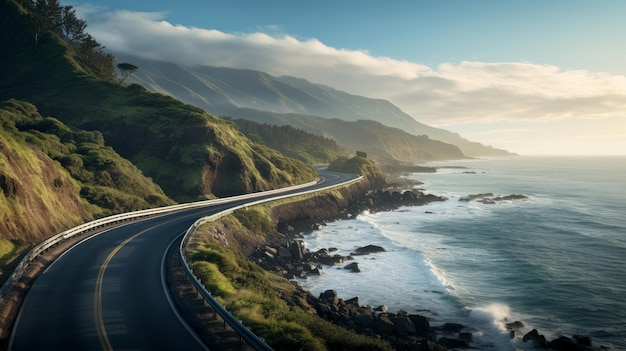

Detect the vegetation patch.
[
  {"left": 187, "top": 219, "right": 392, "bottom": 351},
  {"left": 328, "top": 156, "right": 387, "bottom": 187}
]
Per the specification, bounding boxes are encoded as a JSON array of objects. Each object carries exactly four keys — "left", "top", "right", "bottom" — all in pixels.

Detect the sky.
[{"left": 69, "top": 0, "right": 626, "bottom": 155}]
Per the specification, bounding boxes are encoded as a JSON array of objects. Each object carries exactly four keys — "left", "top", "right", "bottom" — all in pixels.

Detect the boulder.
[
  {"left": 437, "top": 337, "right": 469, "bottom": 349},
  {"left": 374, "top": 305, "right": 388, "bottom": 313},
  {"left": 373, "top": 315, "right": 395, "bottom": 336},
  {"left": 500, "top": 194, "right": 528, "bottom": 201},
  {"left": 319, "top": 290, "right": 338, "bottom": 305},
  {"left": 459, "top": 332, "right": 473, "bottom": 341},
  {"left": 345, "top": 297, "right": 359, "bottom": 306},
  {"left": 277, "top": 246, "right": 292, "bottom": 258},
  {"left": 344, "top": 262, "right": 361, "bottom": 273},
  {"left": 318, "top": 255, "right": 345, "bottom": 266},
  {"left": 352, "top": 245, "right": 386, "bottom": 255},
  {"left": 548, "top": 336, "right": 588, "bottom": 350},
  {"left": 391, "top": 316, "right": 417, "bottom": 336},
  {"left": 573, "top": 335, "right": 592, "bottom": 346},
  {"left": 523, "top": 329, "right": 547, "bottom": 349},
  {"left": 353, "top": 314, "right": 374, "bottom": 329},
  {"left": 264, "top": 246, "right": 277, "bottom": 256},
  {"left": 441, "top": 322, "right": 465, "bottom": 333},
  {"left": 310, "top": 267, "right": 323, "bottom": 275},
  {"left": 289, "top": 241, "right": 305, "bottom": 260},
  {"left": 505, "top": 320, "right": 525, "bottom": 331},
  {"left": 459, "top": 193, "right": 493, "bottom": 202},
  {"left": 409, "top": 314, "right": 430, "bottom": 338}
]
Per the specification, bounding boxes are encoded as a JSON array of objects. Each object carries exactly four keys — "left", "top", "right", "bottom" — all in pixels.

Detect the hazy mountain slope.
[
  {"left": 117, "top": 55, "right": 512, "bottom": 157},
  {"left": 276, "top": 76, "right": 514, "bottom": 157},
  {"left": 230, "top": 109, "right": 466, "bottom": 162},
  {"left": 0, "top": 0, "right": 317, "bottom": 201}
]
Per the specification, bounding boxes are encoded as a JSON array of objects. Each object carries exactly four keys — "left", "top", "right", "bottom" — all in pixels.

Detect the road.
[{"left": 8, "top": 170, "right": 358, "bottom": 351}]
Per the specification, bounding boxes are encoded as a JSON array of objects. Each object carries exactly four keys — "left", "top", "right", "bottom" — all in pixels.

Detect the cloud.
[{"left": 84, "top": 10, "right": 626, "bottom": 128}]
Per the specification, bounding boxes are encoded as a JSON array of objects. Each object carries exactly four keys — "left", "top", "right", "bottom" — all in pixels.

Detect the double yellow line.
[{"left": 93, "top": 227, "right": 154, "bottom": 351}]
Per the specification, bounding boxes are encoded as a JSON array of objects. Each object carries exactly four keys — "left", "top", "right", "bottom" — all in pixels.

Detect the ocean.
[{"left": 297, "top": 156, "right": 626, "bottom": 350}]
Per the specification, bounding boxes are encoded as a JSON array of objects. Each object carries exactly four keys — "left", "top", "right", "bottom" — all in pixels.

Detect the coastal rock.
[
  {"left": 409, "top": 314, "right": 430, "bottom": 338},
  {"left": 373, "top": 315, "right": 395, "bottom": 336},
  {"left": 548, "top": 336, "right": 591, "bottom": 350},
  {"left": 277, "top": 246, "right": 292, "bottom": 258},
  {"left": 352, "top": 245, "right": 386, "bottom": 255},
  {"left": 353, "top": 314, "right": 374, "bottom": 329},
  {"left": 319, "top": 289, "right": 338, "bottom": 304},
  {"left": 505, "top": 320, "right": 525, "bottom": 331},
  {"left": 523, "top": 329, "right": 548, "bottom": 348},
  {"left": 374, "top": 305, "right": 388, "bottom": 313},
  {"left": 460, "top": 193, "right": 528, "bottom": 203},
  {"left": 497, "top": 194, "right": 528, "bottom": 201},
  {"left": 310, "top": 267, "right": 323, "bottom": 275},
  {"left": 391, "top": 316, "right": 417, "bottom": 336},
  {"left": 289, "top": 240, "right": 305, "bottom": 260},
  {"left": 317, "top": 254, "right": 345, "bottom": 266},
  {"left": 459, "top": 332, "right": 473, "bottom": 341},
  {"left": 344, "top": 262, "right": 361, "bottom": 273},
  {"left": 345, "top": 296, "right": 359, "bottom": 306},
  {"left": 437, "top": 337, "right": 470, "bottom": 349},
  {"left": 441, "top": 322, "right": 465, "bottom": 333},
  {"left": 459, "top": 193, "right": 493, "bottom": 202},
  {"left": 573, "top": 335, "right": 592, "bottom": 346}
]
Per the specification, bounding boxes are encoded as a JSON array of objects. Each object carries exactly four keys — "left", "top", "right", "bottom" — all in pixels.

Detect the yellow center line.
[{"left": 93, "top": 224, "right": 161, "bottom": 351}]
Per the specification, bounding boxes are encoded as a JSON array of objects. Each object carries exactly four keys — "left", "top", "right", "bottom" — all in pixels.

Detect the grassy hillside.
[
  {"left": 0, "top": 0, "right": 317, "bottom": 201},
  {"left": 1, "top": 99, "right": 174, "bottom": 215},
  {"left": 0, "top": 99, "right": 181, "bottom": 275}
]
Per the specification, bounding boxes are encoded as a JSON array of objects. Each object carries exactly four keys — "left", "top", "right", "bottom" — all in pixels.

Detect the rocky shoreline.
[
  {"left": 251, "top": 239, "right": 473, "bottom": 350},
  {"left": 249, "top": 187, "right": 606, "bottom": 350}
]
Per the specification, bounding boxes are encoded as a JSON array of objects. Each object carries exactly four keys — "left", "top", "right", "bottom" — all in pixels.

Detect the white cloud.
[{"left": 82, "top": 9, "right": 626, "bottom": 154}]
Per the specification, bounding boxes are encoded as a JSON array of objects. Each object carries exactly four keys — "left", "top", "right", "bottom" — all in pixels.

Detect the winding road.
[{"left": 9, "top": 170, "right": 358, "bottom": 351}]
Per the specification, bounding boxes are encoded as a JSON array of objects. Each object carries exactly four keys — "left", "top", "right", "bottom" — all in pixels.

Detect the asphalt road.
[{"left": 8, "top": 170, "right": 357, "bottom": 351}]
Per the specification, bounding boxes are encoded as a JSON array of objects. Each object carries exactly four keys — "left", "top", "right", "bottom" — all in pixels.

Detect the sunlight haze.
[{"left": 70, "top": 0, "right": 626, "bottom": 155}]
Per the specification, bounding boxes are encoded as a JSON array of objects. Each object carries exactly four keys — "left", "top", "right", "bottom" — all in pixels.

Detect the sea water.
[{"left": 297, "top": 156, "right": 626, "bottom": 350}]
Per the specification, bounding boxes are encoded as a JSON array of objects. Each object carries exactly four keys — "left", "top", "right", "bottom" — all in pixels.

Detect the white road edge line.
[{"left": 161, "top": 231, "right": 211, "bottom": 351}]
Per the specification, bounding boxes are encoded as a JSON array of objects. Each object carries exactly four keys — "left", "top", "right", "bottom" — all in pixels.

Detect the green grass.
[
  {"left": 1, "top": 99, "right": 175, "bottom": 216},
  {"left": 0, "top": 240, "right": 16, "bottom": 261},
  {"left": 187, "top": 223, "right": 393, "bottom": 351}
]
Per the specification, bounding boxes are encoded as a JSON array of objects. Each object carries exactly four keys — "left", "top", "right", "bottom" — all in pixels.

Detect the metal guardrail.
[
  {"left": 0, "top": 180, "right": 318, "bottom": 303},
  {"left": 178, "top": 174, "right": 364, "bottom": 351}
]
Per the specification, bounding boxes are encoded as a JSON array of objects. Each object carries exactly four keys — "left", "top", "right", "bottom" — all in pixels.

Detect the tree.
[
  {"left": 117, "top": 63, "right": 139, "bottom": 84},
  {"left": 60, "top": 6, "right": 87, "bottom": 44},
  {"left": 79, "top": 34, "right": 116, "bottom": 79},
  {"left": 27, "top": 0, "right": 63, "bottom": 50}
]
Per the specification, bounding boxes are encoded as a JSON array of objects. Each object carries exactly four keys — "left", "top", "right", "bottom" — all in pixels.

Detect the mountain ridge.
[{"left": 116, "top": 54, "right": 513, "bottom": 158}]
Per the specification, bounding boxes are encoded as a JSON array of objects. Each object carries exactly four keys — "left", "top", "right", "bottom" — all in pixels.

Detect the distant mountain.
[
  {"left": 228, "top": 111, "right": 466, "bottom": 162},
  {"left": 117, "top": 54, "right": 513, "bottom": 157}
]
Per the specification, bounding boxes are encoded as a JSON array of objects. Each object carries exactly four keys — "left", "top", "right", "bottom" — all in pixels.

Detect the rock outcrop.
[{"left": 459, "top": 193, "right": 528, "bottom": 204}]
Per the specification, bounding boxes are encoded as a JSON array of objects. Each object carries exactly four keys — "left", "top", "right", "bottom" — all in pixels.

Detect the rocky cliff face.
[{"left": 0, "top": 137, "right": 89, "bottom": 245}]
